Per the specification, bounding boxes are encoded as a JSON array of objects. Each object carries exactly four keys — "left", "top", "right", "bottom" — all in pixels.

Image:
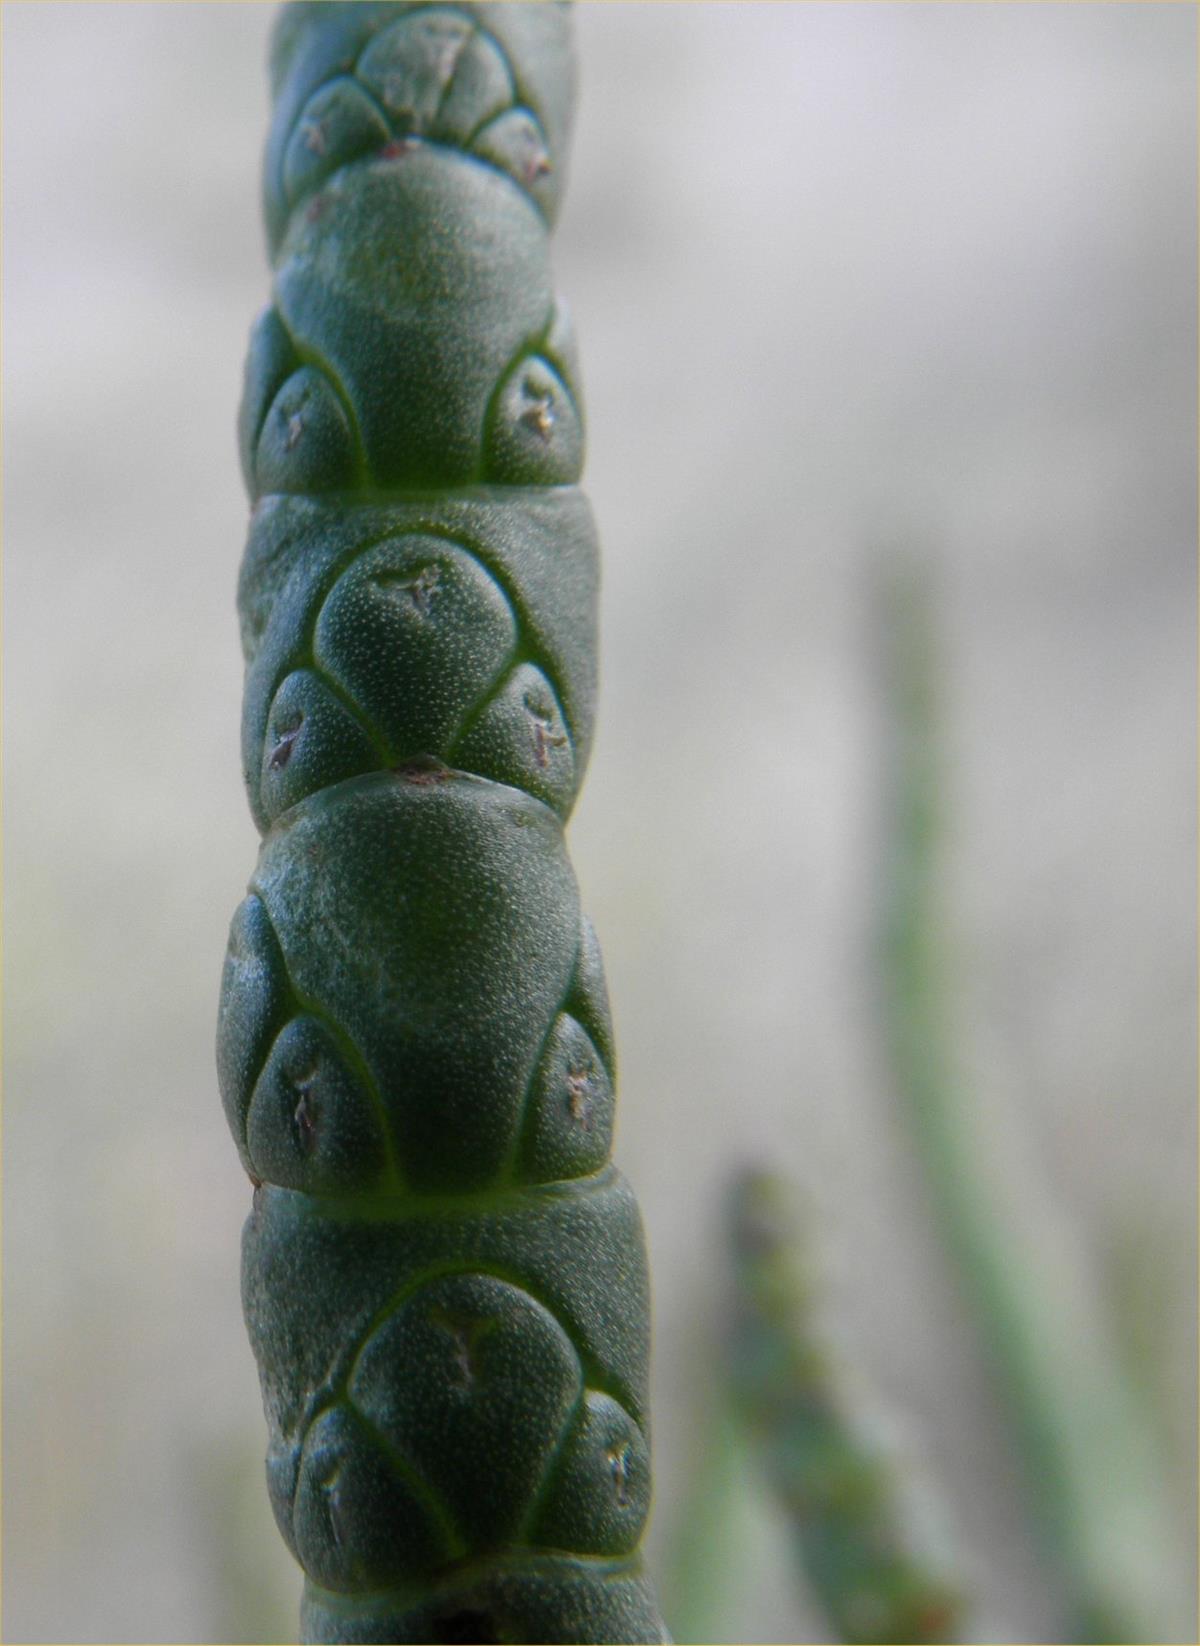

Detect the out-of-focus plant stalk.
[
  {"left": 874, "top": 556, "right": 1190, "bottom": 1644},
  {"left": 726, "top": 1169, "right": 964, "bottom": 1646},
  {"left": 660, "top": 1393, "right": 762, "bottom": 1645}
]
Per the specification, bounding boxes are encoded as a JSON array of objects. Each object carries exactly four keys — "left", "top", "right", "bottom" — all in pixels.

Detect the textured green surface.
[{"left": 218, "top": 6, "right": 665, "bottom": 1640}]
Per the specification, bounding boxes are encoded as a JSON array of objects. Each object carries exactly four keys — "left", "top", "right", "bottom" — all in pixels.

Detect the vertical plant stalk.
[
  {"left": 727, "top": 1170, "right": 964, "bottom": 1646},
  {"left": 661, "top": 1386, "right": 762, "bottom": 1644},
  {"left": 217, "top": 6, "right": 666, "bottom": 1641},
  {"left": 875, "top": 557, "right": 1188, "bottom": 1644}
]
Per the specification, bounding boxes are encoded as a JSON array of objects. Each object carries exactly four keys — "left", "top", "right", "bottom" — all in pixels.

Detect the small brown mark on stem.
[
  {"left": 524, "top": 148, "right": 552, "bottom": 184},
  {"left": 429, "top": 1306, "right": 489, "bottom": 1391},
  {"left": 915, "top": 1598, "right": 958, "bottom": 1638},
  {"left": 381, "top": 136, "right": 416, "bottom": 160},
  {"left": 607, "top": 1443, "right": 631, "bottom": 1506},
  {"left": 268, "top": 714, "right": 303, "bottom": 771},
  {"left": 374, "top": 562, "right": 440, "bottom": 614},
  {"left": 393, "top": 754, "right": 451, "bottom": 786},
  {"left": 306, "top": 194, "right": 330, "bottom": 224},
  {"left": 526, "top": 702, "right": 567, "bottom": 769},
  {"left": 292, "top": 1064, "right": 320, "bottom": 1154},
  {"left": 301, "top": 120, "right": 327, "bottom": 156},
  {"left": 566, "top": 1067, "right": 594, "bottom": 1129},
  {"left": 319, "top": 1464, "right": 345, "bottom": 1547},
  {"left": 519, "top": 393, "right": 555, "bottom": 442}
]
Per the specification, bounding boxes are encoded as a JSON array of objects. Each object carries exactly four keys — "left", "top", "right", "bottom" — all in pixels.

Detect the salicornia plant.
[
  {"left": 216, "top": 6, "right": 667, "bottom": 1640},
  {"left": 725, "top": 1170, "right": 962, "bottom": 1646},
  {"left": 873, "top": 556, "right": 1189, "bottom": 1644}
]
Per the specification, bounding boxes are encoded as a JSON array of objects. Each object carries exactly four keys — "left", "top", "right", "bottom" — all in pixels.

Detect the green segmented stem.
[
  {"left": 727, "top": 1171, "right": 963, "bottom": 1646},
  {"left": 217, "top": 7, "right": 666, "bottom": 1640},
  {"left": 874, "top": 558, "right": 1189, "bottom": 1644}
]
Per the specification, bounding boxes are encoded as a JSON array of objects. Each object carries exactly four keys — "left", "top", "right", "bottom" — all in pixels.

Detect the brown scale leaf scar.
[
  {"left": 519, "top": 393, "right": 555, "bottom": 441},
  {"left": 268, "top": 715, "right": 303, "bottom": 771},
  {"left": 393, "top": 755, "right": 452, "bottom": 786},
  {"left": 524, "top": 148, "right": 553, "bottom": 184},
  {"left": 374, "top": 563, "right": 441, "bottom": 614},
  {"left": 565, "top": 1067, "right": 594, "bottom": 1129},
  {"left": 292, "top": 1066, "right": 320, "bottom": 1153},
  {"left": 526, "top": 704, "right": 568, "bottom": 768},
  {"left": 429, "top": 1306, "right": 492, "bottom": 1390},
  {"left": 319, "top": 1463, "right": 345, "bottom": 1546},
  {"left": 607, "top": 1444, "right": 631, "bottom": 1506}
]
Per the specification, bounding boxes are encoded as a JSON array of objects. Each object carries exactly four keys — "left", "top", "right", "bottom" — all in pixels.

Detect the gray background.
[{"left": 4, "top": 3, "right": 1195, "bottom": 1641}]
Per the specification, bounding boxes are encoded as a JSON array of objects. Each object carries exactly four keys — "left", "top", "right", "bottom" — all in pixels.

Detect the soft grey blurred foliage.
[{"left": 3, "top": 4, "right": 1195, "bottom": 1642}]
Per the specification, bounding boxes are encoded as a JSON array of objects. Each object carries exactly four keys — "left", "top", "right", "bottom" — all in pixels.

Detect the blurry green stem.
[
  {"left": 725, "top": 1171, "right": 963, "bottom": 1646},
  {"left": 875, "top": 557, "right": 1189, "bottom": 1643},
  {"left": 661, "top": 1394, "right": 758, "bottom": 1644}
]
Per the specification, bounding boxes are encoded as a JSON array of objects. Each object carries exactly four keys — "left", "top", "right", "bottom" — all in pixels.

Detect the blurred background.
[{"left": 3, "top": 3, "right": 1195, "bottom": 1641}]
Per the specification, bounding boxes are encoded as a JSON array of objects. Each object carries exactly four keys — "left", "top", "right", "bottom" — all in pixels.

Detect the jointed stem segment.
[{"left": 218, "top": 7, "right": 666, "bottom": 1641}]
